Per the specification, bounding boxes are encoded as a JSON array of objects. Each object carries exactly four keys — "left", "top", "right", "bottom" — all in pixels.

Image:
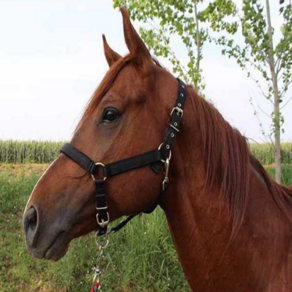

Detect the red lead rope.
[{"left": 90, "top": 281, "right": 100, "bottom": 292}]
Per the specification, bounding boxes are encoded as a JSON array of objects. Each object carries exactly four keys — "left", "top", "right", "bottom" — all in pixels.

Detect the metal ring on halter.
[
  {"left": 91, "top": 162, "right": 107, "bottom": 181},
  {"left": 158, "top": 143, "right": 172, "bottom": 163},
  {"left": 96, "top": 212, "right": 110, "bottom": 228}
]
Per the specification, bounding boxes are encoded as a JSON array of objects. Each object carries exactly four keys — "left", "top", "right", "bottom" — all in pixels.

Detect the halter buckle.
[
  {"left": 171, "top": 106, "right": 184, "bottom": 117},
  {"left": 96, "top": 212, "right": 110, "bottom": 228},
  {"left": 91, "top": 162, "right": 107, "bottom": 182}
]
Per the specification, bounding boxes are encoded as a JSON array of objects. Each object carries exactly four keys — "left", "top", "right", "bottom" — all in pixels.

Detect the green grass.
[
  {"left": 0, "top": 165, "right": 188, "bottom": 292},
  {"left": 0, "top": 160, "right": 291, "bottom": 292}
]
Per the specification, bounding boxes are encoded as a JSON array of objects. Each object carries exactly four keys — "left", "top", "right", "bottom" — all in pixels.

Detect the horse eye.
[{"left": 102, "top": 108, "right": 119, "bottom": 123}]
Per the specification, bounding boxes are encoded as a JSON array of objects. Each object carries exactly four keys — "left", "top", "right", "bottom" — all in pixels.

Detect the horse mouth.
[{"left": 43, "top": 231, "right": 69, "bottom": 261}]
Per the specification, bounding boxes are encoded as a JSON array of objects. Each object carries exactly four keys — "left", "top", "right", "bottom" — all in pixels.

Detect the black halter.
[{"left": 60, "top": 79, "right": 187, "bottom": 235}]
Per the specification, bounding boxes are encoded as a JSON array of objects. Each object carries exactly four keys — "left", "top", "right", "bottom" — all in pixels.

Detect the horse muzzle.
[{"left": 23, "top": 205, "right": 70, "bottom": 261}]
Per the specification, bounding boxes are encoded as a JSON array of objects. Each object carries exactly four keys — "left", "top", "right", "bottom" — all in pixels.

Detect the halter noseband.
[{"left": 60, "top": 78, "right": 187, "bottom": 235}]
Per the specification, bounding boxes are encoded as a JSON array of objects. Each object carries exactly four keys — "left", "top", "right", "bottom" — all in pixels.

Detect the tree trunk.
[
  {"left": 194, "top": 1, "right": 200, "bottom": 92},
  {"left": 266, "top": 0, "right": 281, "bottom": 183}
]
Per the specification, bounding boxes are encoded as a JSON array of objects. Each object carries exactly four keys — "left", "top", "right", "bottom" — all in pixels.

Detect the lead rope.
[
  {"left": 90, "top": 230, "right": 110, "bottom": 292},
  {"left": 89, "top": 149, "right": 171, "bottom": 291}
]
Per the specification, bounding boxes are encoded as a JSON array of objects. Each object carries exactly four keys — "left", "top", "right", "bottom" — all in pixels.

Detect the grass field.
[{"left": 0, "top": 164, "right": 188, "bottom": 292}]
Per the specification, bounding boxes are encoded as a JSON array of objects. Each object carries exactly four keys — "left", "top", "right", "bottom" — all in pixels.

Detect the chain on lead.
[{"left": 90, "top": 232, "right": 110, "bottom": 292}]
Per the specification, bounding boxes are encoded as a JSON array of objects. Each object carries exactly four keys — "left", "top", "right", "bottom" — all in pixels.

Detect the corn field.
[
  {"left": 0, "top": 139, "right": 292, "bottom": 167},
  {"left": 249, "top": 142, "right": 292, "bottom": 166},
  {"left": 0, "top": 140, "right": 64, "bottom": 164}
]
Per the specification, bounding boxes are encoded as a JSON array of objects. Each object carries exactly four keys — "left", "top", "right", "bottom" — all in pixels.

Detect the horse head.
[{"left": 23, "top": 8, "right": 180, "bottom": 261}]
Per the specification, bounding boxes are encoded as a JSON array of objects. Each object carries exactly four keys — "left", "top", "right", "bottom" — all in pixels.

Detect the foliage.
[
  {"left": 215, "top": 1, "right": 292, "bottom": 102},
  {"left": 213, "top": 0, "right": 292, "bottom": 182},
  {"left": 112, "top": 0, "right": 237, "bottom": 93}
]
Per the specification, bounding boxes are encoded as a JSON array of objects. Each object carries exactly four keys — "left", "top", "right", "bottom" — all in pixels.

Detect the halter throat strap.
[{"left": 60, "top": 78, "right": 187, "bottom": 235}]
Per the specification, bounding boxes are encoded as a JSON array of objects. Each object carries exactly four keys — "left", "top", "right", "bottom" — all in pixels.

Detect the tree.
[
  {"left": 211, "top": 0, "right": 292, "bottom": 183},
  {"left": 112, "top": 0, "right": 237, "bottom": 94}
]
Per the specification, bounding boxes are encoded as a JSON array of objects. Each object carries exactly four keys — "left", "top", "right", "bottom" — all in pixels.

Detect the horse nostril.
[{"left": 24, "top": 206, "right": 38, "bottom": 247}]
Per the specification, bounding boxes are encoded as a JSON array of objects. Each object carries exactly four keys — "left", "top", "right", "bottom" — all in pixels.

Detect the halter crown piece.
[{"left": 60, "top": 78, "right": 187, "bottom": 291}]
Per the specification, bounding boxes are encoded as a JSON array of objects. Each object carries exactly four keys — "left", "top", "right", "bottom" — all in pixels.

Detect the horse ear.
[
  {"left": 102, "top": 34, "right": 122, "bottom": 67},
  {"left": 120, "top": 7, "right": 153, "bottom": 72}
]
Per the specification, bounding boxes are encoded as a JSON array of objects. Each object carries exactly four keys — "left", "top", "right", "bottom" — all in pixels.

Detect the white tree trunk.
[{"left": 266, "top": 0, "right": 281, "bottom": 183}]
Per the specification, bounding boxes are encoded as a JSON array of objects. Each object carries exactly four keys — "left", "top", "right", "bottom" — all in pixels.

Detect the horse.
[{"left": 23, "top": 8, "right": 292, "bottom": 292}]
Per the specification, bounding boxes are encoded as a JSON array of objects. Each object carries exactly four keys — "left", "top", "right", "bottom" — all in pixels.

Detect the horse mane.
[{"left": 187, "top": 86, "right": 292, "bottom": 238}]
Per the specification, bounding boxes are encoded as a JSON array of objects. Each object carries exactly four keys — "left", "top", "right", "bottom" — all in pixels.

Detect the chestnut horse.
[{"left": 23, "top": 8, "right": 292, "bottom": 292}]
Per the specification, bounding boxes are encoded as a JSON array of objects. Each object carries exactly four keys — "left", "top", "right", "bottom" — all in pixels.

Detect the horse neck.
[{"left": 160, "top": 90, "right": 292, "bottom": 292}]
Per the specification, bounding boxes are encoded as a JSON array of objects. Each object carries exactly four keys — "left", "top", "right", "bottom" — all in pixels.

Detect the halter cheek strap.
[{"left": 60, "top": 78, "right": 187, "bottom": 235}]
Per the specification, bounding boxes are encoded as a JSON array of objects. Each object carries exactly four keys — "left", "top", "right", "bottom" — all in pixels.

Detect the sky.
[{"left": 0, "top": 0, "right": 291, "bottom": 142}]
